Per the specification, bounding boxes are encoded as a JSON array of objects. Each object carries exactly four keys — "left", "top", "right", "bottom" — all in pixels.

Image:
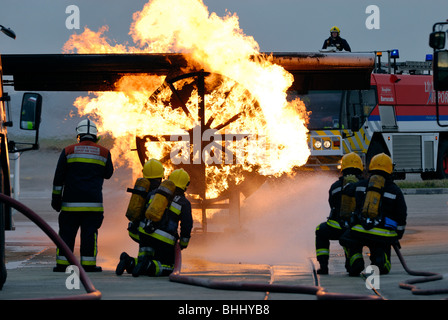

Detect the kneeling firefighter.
[
  {"left": 116, "top": 158, "right": 165, "bottom": 275},
  {"left": 339, "top": 153, "right": 407, "bottom": 276},
  {"left": 315, "top": 152, "right": 364, "bottom": 274},
  {"left": 125, "top": 168, "right": 193, "bottom": 277}
]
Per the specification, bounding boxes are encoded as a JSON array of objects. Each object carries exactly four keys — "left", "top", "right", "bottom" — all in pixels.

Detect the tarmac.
[{"left": 1, "top": 149, "right": 448, "bottom": 308}]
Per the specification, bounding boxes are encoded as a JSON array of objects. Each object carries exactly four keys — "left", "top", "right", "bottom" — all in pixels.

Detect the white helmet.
[{"left": 76, "top": 119, "right": 98, "bottom": 140}]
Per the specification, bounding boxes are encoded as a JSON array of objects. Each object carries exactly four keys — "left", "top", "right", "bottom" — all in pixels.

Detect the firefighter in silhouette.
[
  {"left": 339, "top": 153, "right": 407, "bottom": 276},
  {"left": 52, "top": 119, "right": 114, "bottom": 272},
  {"left": 322, "top": 26, "right": 351, "bottom": 52},
  {"left": 315, "top": 152, "right": 364, "bottom": 274},
  {"left": 115, "top": 158, "right": 165, "bottom": 275},
  {"left": 118, "top": 168, "right": 193, "bottom": 277}
]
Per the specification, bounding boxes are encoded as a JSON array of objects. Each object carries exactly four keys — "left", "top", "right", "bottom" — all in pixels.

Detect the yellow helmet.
[
  {"left": 142, "top": 159, "right": 164, "bottom": 179},
  {"left": 369, "top": 153, "right": 393, "bottom": 174},
  {"left": 330, "top": 26, "right": 340, "bottom": 35},
  {"left": 169, "top": 168, "right": 190, "bottom": 190},
  {"left": 341, "top": 152, "right": 363, "bottom": 172}
]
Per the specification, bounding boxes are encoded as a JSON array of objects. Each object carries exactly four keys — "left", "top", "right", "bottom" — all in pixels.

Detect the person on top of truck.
[{"left": 322, "top": 26, "right": 351, "bottom": 52}]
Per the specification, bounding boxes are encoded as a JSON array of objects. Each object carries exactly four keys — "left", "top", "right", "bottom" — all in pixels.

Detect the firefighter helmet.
[
  {"left": 142, "top": 158, "right": 164, "bottom": 179},
  {"left": 369, "top": 153, "right": 393, "bottom": 174},
  {"left": 330, "top": 26, "right": 340, "bottom": 35},
  {"left": 76, "top": 119, "right": 98, "bottom": 139},
  {"left": 341, "top": 152, "right": 363, "bottom": 172},
  {"left": 169, "top": 168, "right": 190, "bottom": 190}
]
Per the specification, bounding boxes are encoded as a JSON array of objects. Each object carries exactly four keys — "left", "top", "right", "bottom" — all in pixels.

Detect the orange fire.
[{"left": 63, "top": 0, "right": 310, "bottom": 200}]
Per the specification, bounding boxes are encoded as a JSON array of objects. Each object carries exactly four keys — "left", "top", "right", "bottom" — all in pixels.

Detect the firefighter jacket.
[
  {"left": 327, "top": 175, "right": 359, "bottom": 230},
  {"left": 322, "top": 36, "right": 351, "bottom": 52},
  {"left": 52, "top": 140, "right": 114, "bottom": 212},
  {"left": 351, "top": 176, "right": 407, "bottom": 240},
  {"left": 139, "top": 189, "right": 193, "bottom": 249}
]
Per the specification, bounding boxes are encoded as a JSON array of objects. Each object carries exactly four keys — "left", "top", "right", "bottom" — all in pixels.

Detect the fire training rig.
[{"left": 1, "top": 52, "right": 374, "bottom": 231}]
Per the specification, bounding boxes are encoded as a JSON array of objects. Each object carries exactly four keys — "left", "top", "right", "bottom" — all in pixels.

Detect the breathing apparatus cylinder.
[
  {"left": 361, "top": 174, "right": 386, "bottom": 228},
  {"left": 145, "top": 179, "right": 176, "bottom": 222},
  {"left": 339, "top": 174, "right": 359, "bottom": 222},
  {"left": 125, "top": 178, "right": 151, "bottom": 222}
]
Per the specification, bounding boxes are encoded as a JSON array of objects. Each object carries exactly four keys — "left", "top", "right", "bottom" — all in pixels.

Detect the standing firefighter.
[
  {"left": 130, "top": 168, "right": 193, "bottom": 277},
  {"left": 322, "top": 26, "right": 351, "bottom": 52},
  {"left": 340, "top": 153, "right": 407, "bottom": 276},
  {"left": 51, "top": 119, "right": 114, "bottom": 272},
  {"left": 315, "top": 152, "right": 364, "bottom": 274},
  {"left": 115, "top": 158, "right": 165, "bottom": 275}
]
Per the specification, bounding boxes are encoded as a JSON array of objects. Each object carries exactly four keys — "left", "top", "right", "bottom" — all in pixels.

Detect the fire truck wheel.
[{"left": 436, "top": 139, "right": 448, "bottom": 179}]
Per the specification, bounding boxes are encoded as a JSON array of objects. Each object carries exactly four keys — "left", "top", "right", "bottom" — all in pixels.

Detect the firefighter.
[
  {"left": 322, "top": 26, "right": 351, "bottom": 52},
  {"left": 51, "top": 119, "right": 114, "bottom": 272},
  {"left": 132, "top": 168, "right": 193, "bottom": 277},
  {"left": 115, "top": 158, "right": 165, "bottom": 275},
  {"left": 339, "top": 153, "right": 407, "bottom": 276},
  {"left": 315, "top": 152, "right": 364, "bottom": 274}
]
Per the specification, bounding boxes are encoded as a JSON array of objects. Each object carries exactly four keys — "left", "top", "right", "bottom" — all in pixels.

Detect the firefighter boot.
[
  {"left": 132, "top": 255, "right": 151, "bottom": 277},
  {"left": 317, "top": 265, "right": 329, "bottom": 275},
  {"left": 316, "top": 256, "right": 329, "bottom": 275},
  {"left": 116, "top": 252, "right": 135, "bottom": 276},
  {"left": 53, "top": 264, "right": 68, "bottom": 272},
  {"left": 83, "top": 265, "right": 102, "bottom": 272},
  {"left": 348, "top": 253, "right": 365, "bottom": 277}
]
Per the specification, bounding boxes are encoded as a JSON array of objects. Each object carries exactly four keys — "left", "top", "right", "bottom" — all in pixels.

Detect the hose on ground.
[
  {"left": 393, "top": 243, "right": 448, "bottom": 296},
  {"left": 0, "top": 193, "right": 101, "bottom": 300},
  {"left": 169, "top": 243, "right": 382, "bottom": 300}
]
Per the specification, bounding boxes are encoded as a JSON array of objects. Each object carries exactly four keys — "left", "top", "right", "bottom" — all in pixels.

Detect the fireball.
[{"left": 63, "top": 0, "right": 310, "bottom": 212}]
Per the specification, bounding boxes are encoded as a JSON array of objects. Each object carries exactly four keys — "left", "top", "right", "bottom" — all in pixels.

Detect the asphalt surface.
[{"left": 1, "top": 149, "right": 448, "bottom": 309}]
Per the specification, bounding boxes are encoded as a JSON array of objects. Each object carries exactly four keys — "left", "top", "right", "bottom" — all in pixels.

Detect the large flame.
[{"left": 63, "top": 0, "right": 310, "bottom": 200}]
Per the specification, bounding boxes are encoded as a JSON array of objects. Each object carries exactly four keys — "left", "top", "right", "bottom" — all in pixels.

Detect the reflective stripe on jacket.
[
  {"left": 52, "top": 140, "right": 113, "bottom": 212},
  {"left": 139, "top": 193, "right": 193, "bottom": 247}
]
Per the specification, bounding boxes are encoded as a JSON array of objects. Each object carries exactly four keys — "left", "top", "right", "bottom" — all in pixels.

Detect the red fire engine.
[{"left": 292, "top": 50, "right": 448, "bottom": 180}]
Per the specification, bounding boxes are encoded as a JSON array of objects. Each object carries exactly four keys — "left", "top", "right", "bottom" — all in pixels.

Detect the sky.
[
  {"left": 1, "top": 0, "right": 448, "bottom": 138},
  {"left": 1, "top": 0, "right": 447, "bottom": 59}
]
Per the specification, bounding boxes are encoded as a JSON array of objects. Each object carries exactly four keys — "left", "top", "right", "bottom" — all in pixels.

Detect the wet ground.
[{"left": 1, "top": 149, "right": 448, "bottom": 307}]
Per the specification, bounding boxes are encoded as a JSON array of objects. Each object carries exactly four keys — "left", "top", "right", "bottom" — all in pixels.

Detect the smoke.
[
  {"left": 96, "top": 166, "right": 338, "bottom": 270},
  {"left": 189, "top": 172, "right": 336, "bottom": 266},
  {"left": 96, "top": 165, "right": 138, "bottom": 271}
]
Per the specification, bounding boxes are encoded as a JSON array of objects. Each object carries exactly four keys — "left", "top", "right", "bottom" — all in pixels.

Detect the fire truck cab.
[
  {"left": 0, "top": 25, "right": 43, "bottom": 289},
  {"left": 292, "top": 50, "right": 448, "bottom": 180}
]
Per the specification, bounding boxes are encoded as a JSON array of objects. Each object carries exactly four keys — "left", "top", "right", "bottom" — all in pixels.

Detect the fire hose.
[
  {"left": 169, "top": 243, "right": 382, "bottom": 300},
  {"left": 170, "top": 241, "right": 448, "bottom": 299},
  {"left": 0, "top": 193, "right": 101, "bottom": 300},
  {"left": 2, "top": 193, "right": 445, "bottom": 299},
  {"left": 392, "top": 243, "right": 448, "bottom": 296}
]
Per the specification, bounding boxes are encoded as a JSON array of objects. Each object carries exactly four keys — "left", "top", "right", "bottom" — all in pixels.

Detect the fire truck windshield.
[
  {"left": 289, "top": 88, "right": 377, "bottom": 130},
  {"left": 289, "top": 90, "right": 343, "bottom": 129}
]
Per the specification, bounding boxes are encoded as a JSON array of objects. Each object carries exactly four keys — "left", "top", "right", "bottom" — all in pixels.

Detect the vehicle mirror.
[
  {"left": 429, "top": 31, "right": 446, "bottom": 50},
  {"left": 434, "top": 50, "right": 448, "bottom": 91},
  {"left": 0, "top": 25, "right": 16, "bottom": 39},
  {"left": 20, "top": 93, "right": 42, "bottom": 130}
]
